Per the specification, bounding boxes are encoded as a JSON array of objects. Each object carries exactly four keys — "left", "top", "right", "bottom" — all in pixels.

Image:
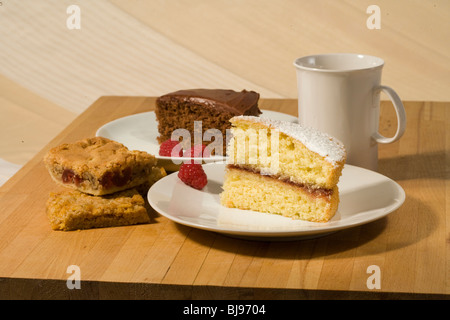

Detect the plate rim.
[{"left": 147, "top": 163, "right": 406, "bottom": 239}]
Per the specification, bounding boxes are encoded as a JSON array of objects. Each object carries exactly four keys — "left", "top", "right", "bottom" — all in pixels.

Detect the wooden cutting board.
[{"left": 0, "top": 97, "right": 448, "bottom": 299}]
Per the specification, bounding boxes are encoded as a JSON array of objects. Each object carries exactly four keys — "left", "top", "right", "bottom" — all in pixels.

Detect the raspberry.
[
  {"left": 177, "top": 163, "right": 208, "bottom": 190},
  {"left": 185, "top": 144, "right": 208, "bottom": 158},
  {"left": 184, "top": 144, "right": 210, "bottom": 164},
  {"left": 159, "top": 139, "right": 183, "bottom": 157}
]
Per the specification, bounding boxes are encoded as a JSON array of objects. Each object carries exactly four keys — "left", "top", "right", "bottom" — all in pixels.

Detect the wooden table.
[{"left": 0, "top": 97, "right": 448, "bottom": 300}]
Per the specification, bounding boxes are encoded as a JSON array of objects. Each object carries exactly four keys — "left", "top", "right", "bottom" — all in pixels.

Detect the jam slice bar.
[
  {"left": 44, "top": 137, "right": 159, "bottom": 196},
  {"left": 46, "top": 189, "right": 150, "bottom": 231}
]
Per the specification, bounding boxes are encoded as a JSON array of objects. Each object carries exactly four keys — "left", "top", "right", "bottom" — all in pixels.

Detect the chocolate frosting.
[{"left": 157, "top": 89, "right": 261, "bottom": 115}]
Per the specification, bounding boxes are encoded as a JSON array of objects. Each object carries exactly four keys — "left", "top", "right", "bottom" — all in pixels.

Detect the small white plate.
[
  {"left": 95, "top": 110, "right": 297, "bottom": 170},
  {"left": 148, "top": 163, "right": 405, "bottom": 241}
]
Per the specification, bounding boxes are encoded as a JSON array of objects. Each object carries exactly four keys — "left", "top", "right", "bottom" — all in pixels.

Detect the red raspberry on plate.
[
  {"left": 184, "top": 144, "right": 210, "bottom": 163},
  {"left": 178, "top": 163, "right": 208, "bottom": 190},
  {"left": 185, "top": 144, "right": 208, "bottom": 157},
  {"left": 159, "top": 139, "right": 183, "bottom": 157}
]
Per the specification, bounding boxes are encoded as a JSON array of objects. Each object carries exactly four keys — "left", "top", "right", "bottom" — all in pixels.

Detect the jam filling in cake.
[{"left": 226, "top": 165, "right": 334, "bottom": 199}]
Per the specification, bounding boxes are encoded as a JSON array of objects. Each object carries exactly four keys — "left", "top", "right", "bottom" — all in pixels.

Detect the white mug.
[{"left": 294, "top": 53, "right": 406, "bottom": 171}]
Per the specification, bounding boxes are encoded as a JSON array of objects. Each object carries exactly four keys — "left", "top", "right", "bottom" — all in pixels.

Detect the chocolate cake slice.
[{"left": 155, "top": 89, "right": 261, "bottom": 156}]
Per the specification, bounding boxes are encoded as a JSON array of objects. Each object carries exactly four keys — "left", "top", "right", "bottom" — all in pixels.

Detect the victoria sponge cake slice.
[{"left": 220, "top": 116, "right": 346, "bottom": 222}]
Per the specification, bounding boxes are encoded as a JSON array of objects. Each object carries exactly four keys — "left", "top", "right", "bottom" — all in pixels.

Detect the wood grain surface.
[{"left": 0, "top": 97, "right": 448, "bottom": 299}]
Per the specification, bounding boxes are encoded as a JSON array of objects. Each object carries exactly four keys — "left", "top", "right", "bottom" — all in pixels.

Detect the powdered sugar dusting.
[{"left": 234, "top": 116, "right": 346, "bottom": 165}]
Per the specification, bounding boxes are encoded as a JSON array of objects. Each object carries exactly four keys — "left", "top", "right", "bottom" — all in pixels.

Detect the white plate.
[
  {"left": 148, "top": 163, "right": 405, "bottom": 241},
  {"left": 95, "top": 110, "right": 297, "bottom": 167}
]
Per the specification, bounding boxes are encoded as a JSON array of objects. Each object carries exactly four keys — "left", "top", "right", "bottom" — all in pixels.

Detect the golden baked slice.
[
  {"left": 44, "top": 137, "right": 160, "bottom": 196},
  {"left": 46, "top": 189, "right": 150, "bottom": 231},
  {"left": 221, "top": 116, "right": 346, "bottom": 222}
]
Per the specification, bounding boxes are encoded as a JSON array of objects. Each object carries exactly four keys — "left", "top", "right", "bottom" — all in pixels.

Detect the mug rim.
[{"left": 294, "top": 53, "right": 385, "bottom": 73}]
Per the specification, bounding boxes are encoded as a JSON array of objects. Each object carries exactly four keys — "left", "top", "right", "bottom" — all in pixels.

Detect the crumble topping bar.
[
  {"left": 44, "top": 137, "right": 159, "bottom": 195},
  {"left": 46, "top": 189, "right": 150, "bottom": 231}
]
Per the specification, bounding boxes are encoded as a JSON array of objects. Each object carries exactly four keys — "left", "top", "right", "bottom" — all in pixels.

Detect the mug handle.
[{"left": 372, "top": 85, "right": 407, "bottom": 144}]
